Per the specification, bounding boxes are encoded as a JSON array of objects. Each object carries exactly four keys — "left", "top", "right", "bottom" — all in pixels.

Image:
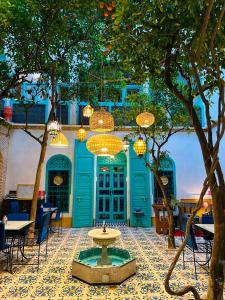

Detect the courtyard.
[{"left": 0, "top": 227, "right": 213, "bottom": 300}]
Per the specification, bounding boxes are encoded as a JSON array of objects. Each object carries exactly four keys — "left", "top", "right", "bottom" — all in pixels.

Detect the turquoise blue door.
[
  {"left": 96, "top": 154, "right": 127, "bottom": 223},
  {"left": 130, "top": 145, "right": 151, "bottom": 227},
  {"left": 72, "top": 141, "right": 94, "bottom": 227}
]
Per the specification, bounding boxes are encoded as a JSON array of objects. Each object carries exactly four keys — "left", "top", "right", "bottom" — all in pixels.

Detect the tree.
[
  {"left": 2, "top": 0, "right": 105, "bottom": 233},
  {"left": 114, "top": 91, "right": 190, "bottom": 249},
  {"left": 111, "top": 1, "right": 225, "bottom": 299}
]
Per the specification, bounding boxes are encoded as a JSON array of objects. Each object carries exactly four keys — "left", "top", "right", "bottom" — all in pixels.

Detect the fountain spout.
[{"left": 103, "top": 220, "right": 106, "bottom": 233}]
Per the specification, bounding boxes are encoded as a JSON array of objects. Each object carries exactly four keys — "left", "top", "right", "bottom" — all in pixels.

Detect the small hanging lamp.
[
  {"left": 89, "top": 107, "right": 114, "bottom": 132},
  {"left": 50, "top": 131, "right": 68, "bottom": 148},
  {"left": 83, "top": 104, "right": 94, "bottom": 118},
  {"left": 76, "top": 126, "right": 87, "bottom": 142},
  {"left": 133, "top": 136, "right": 146, "bottom": 158},
  {"left": 123, "top": 136, "right": 130, "bottom": 152},
  {"left": 47, "top": 115, "right": 61, "bottom": 137},
  {"left": 136, "top": 112, "right": 155, "bottom": 128}
]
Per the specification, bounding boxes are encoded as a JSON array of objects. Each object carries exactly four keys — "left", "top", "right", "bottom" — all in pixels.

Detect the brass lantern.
[
  {"left": 86, "top": 134, "right": 123, "bottom": 156},
  {"left": 89, "top": 107, "right": 114, "bottom": 132},
  {"left": 133, "top": 136, "right": 146, "bottom": 157},
  {"left": 76, "top": 126, "right": 86, "bottom": 142},
  {"left": 136, "top": 112, "right": 155, "bottom": 128},
  {"left": 83, "top": 104, "right": 94, "bottom": 118},
  {"left": 50, "top": 131, "right": 69, "bottom": 148},
  {"left": 160, "top": 176, "right": 169, "bottom": 186}
]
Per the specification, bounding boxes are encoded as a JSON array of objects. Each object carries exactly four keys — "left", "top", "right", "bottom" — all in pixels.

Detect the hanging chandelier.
[
  {"left": 76, "top": 126, "right": 87, "bottom": 142},
  {"left": 86, "top": 134, "right": 123, "bottom": 156},
  {"left": 50, "top": 131, "right": 68, "bottom": 148},
  {"left": 133, "top": 136, "right": 146, "bottom": 158},
  {"left": 47, "top": 116, "right": 61, "bottom": 137},
  {"left": 89, "top": 107, "right": 114, "bottom": 132},
  {"left": 136, "top": 112, "right": 155, "bottom": 128},
  {"left": 83, "top": 105, "right": 94, "bottom": 118}
]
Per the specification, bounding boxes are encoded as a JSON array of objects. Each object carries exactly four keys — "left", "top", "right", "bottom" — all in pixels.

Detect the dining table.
[
  {"left": 5, "top": 220, "right": 34, "bottom": 231},
  {"left": 195, "top": 223, "right": 214, "bottom": 235},
  {"left": 5, "top": 220, "right": 34, "bottom": 262}
]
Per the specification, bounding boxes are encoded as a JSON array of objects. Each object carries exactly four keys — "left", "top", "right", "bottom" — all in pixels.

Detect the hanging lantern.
[
  {"left": 83, "top": 105, "right": 94, "bottom": 118},
  {"left": 136, "top": 112, "right": 155, "bottom": 128},
  {"left": 133, "top": 136, "right": 146, "bottom": 158},
  {"left": 50, "top": 131, "right": 68, "bottom": 148},
  {"left": 47, "top": 118, "right": 61, "bottom": 137},
  {"left": 86, "top": 134, "right": 123, "bottom": 156},
  {"left": 89, "top": 107, "right": 114, "bottom": 132},
  {"left": 76, "top": 126, "right": 87, "bottom": 142},
  {"left": 123, "top": 136, "right": 130, "bottom": 152},
  {"left": 160, "top": 176, "right": 169, "bottom": 186}
]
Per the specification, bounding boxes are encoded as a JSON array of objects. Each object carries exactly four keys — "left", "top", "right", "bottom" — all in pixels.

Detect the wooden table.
[{"left": 5, "top": 220, "right": 34, "bottom": 231}]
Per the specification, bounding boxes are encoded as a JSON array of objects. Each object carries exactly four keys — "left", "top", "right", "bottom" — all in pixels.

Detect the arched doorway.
[
  {"left": 46, "top": 154, "right": 72, "bottom": 212},
  {"left": 96, "top": 152, "right": 127, "bottom": 223},
  {"left": 153, "top": 156, "right": 176, "bottom": 203}
]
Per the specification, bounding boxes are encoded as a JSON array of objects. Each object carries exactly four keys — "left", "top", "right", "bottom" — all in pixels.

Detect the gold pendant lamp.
[
  {"left": 50, "top": 131, "right": 69, "bottom": 148},
  {"left": 86, "top": 134, "right": 123, "bottom": 156},
  {"left": 76, "top": 126, "right": 87, "bottom": 142}
]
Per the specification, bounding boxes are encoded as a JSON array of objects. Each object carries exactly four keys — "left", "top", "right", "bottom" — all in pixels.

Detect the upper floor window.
[
  {"left": 12, "top": 104, "right": 46, "bottom": 124},
  {"left": 56, "top": 104, "right": 69, "bottom": 125}
]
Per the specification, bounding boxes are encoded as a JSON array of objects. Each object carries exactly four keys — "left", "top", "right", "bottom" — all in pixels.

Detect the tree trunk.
[
  {"left": 154, "top": 170, "right": 176, "bottom": 249},
  {"left": 167, "top": 208, "right": 176, "bottom": 249},
  {"left": 207, "top": 186, "right": 225, "bottom": 300},
  {"left": 29, "top": 129, "right": 48, "bottom": 235}
]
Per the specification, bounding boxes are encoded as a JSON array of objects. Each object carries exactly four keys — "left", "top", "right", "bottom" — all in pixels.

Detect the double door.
[{"left": 96, "top": 165, "right": 126, "bottom": 222}]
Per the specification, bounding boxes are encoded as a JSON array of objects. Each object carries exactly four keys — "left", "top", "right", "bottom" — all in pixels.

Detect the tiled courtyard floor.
[{"left": 0, "top": 227, "right": 219, "bottom": 299}]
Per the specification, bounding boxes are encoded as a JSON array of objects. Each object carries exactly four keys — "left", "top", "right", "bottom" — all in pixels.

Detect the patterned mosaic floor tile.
[{"left": 0, "top": 227, "right": 224, "bottom": 299}]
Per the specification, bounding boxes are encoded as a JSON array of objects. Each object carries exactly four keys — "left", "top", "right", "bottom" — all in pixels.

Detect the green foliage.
[{"left": 111, "top": 0, "right": 225, "bottom": 104}]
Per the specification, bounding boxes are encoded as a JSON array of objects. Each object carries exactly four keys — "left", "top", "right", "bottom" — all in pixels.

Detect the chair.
[
  {"left": 0, "top": 222, "right": 12, "bottom": 272},
  {"left": 43, "top": 202, "right": 53, "bottom": 208},
  {"left": 6, "top": 213, "right": 29, "bottom": 261},
  {"left": 35, "top": 207, "right": 44, "bottom": 230},
  {"left": 53, "top": 208, "right": 63, "bottom": 236},
  {"left": 9, "top": 201, "right": 19, "bottom": 213},
  {"left": 11, "top": 212, "right": 51, "bottom": 272},
  {"left": 7, "top": 213, "right": 29, "bottom": 221},
  {"left": 180, "top": 215, "right": 212, "bottom": 279}
]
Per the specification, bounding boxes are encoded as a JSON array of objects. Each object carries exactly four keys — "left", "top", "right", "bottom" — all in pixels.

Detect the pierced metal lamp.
[
  {"left": 50, "top": 131, "right": 69, "bottom": 148},
  {"left": 47, "top": 116, "right": 61, "bottom": 137},
  {"left": 83, "top": 104, "right": 94, "bottom": 118},
  {"left": 86, "top": 134, "right": 123, "bottom": 156},
  {"left": 136, "top": 112, "right": 155, "bottom": 128},
  {"left": 89, "top": 107, "right": 114, "bottom": 132},
  {"left": 133, "top": 136, "right": 146, "bottom": 158},
  {"left": 76, "top": 126, "right": 87, "bottom": 142}
]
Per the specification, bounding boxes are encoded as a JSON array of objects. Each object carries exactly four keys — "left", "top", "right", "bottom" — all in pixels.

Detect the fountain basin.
[{"left": 72, "top": 247, "right": 136, "bottom": 284}]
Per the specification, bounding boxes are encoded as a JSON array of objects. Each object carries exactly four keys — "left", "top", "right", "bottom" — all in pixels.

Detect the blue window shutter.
[
  {"left": 72, "top": 140, "right": 94, "bottom": 227},
  {"left": 129, "top": 145, "right": 151, "bottom": 227}
]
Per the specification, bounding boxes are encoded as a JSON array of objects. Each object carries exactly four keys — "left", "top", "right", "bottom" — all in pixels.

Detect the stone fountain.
[{"left": 72, "top": 223, "right": 136, "bottom": 284}]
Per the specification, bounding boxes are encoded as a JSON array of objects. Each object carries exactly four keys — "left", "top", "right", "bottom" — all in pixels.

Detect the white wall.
[{"left": 5, "top": 124, "right": 225, "bottom": 219}]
